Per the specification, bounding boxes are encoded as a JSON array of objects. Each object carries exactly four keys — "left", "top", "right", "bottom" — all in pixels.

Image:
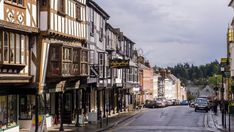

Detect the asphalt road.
[{"left": 111, "top": 106, "right": 220, "bottom": 132}]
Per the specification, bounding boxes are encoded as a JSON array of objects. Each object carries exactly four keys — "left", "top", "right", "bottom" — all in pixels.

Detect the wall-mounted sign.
[
  {"left": 110, "top": 59, "right": 130, "bottom": 68},
  {"left": 90, "top": 65, "right": 99, "bottom": 78}
]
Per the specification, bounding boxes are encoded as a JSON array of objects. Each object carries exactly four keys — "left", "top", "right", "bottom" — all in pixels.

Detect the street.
[{"left": 111, "top": 106, "right": 220, "bottom": 132}]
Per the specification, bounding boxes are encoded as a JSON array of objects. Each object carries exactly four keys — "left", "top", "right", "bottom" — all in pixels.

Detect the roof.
[
  {"left": 229, "top": 0, "right": 234, "bottom": 8},
  {"left": 123, "top": 35, "right": 135, "bottom": 45},
  {"left": 106, "top": 23, "right": 118, "bottom": 34},
  {"left": 87, "top": 0, "right": 110, "bottom": 20}
]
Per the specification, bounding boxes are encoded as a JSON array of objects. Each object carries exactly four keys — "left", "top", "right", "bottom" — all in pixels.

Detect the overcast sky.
[{"left": 95, "top": 0, "right": 233, "bottom": 67}]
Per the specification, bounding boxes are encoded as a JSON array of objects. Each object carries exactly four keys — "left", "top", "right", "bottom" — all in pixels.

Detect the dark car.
[
  {"left": 180, "top": 100, "right": 189, "bottom": 105},
  {"left": 144, "top": 100, "right": 157, "bottom": 108},
  {"left": 194, "top": 98, "right": 209, "bottom": 112}
]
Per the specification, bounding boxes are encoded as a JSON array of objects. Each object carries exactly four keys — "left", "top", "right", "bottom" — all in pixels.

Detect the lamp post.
[{"left": 221, "top": 66, "right": 225, "bottom": 128}]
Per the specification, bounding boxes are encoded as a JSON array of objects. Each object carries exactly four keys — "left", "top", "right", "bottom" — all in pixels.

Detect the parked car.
[
  {"left": 155, "top": 98, "right": 166, "bottom": 107},
  {"left": 194, "top": 98, "right": 209, "bottom": 112},
  {"left": 166, "top": 100, "right": 173, "bottom": 106},
  {"left": 189, "top": 101, "right": 195, "bottom": 108},
  {"left": 144, "top": 100, "right": 157, "bottom": 108},
  {"left": 180, "top": 100, "right": 189, "bottom": 105}
]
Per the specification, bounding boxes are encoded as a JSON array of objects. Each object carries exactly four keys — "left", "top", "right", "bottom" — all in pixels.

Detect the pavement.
[
  {"left": 44, "top": 108, "right": 145, "bottom": 132},
  {"left": 209, "top": 108, "right": 234, "bottom": 132}
]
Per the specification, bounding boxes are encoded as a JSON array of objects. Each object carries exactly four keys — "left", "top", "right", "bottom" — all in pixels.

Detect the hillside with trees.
[{"left": 154, "top": 60, "right": 221, "bottom": 86}]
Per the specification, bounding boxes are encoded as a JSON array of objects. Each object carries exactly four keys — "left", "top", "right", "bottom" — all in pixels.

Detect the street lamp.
[{"left": 221, "top": 66, "right": 225, "bottom": 128}]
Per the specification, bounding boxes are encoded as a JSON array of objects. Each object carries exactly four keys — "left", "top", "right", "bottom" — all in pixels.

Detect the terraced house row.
[{"left": 0, "top": 0, "right": 143, "bottom": 131}]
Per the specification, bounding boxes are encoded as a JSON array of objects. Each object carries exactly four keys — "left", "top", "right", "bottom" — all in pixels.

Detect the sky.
[{"left": 95, "top": 0, "right": 234, "bottom": 67}]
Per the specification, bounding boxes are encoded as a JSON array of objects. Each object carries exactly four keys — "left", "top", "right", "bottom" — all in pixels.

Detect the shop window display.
[
  {"left": 0, "top": 95, "right": 17, "bottom": 129},
  {"left": 19, "top": 95, "right": 35, "bottom": 120}
]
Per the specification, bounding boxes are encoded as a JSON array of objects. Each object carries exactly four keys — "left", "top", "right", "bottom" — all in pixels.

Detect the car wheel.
[{"left": 153, "top": 105, "right": 155, "bottom": 108}]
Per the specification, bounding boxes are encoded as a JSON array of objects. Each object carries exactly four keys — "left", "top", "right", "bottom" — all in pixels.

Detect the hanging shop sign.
[
  {"left": 90, "top": 65, "right": 99, "bottom": 78},
  {"left": 110, "top": 59, "right": 130, "bottom": 68}
]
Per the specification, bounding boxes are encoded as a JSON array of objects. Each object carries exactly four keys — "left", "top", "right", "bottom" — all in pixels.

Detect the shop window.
[
  {"left": 0, "top": 95, "right": 17, "bottom": 129},
  {"left": 8, "top": 96, "right": 17, "bottom": 126},
  {"left": 19, "top": 95, "right": 34, "bottom": 120}
]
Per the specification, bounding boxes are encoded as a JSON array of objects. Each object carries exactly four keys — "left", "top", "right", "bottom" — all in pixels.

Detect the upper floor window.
[
  {"left": 99, "top": 18, "right": 104, "bottom": 42},
  {"left": 1, "top": 31, "right": 26, "bottom": 65},
  {"left": 81, "top": 50, "right": 88, "bottom": 62},
  {"left": 6, "top": 0, "right": 24, "bottom": 6},
  {"left": 58, "top": 0, "right": 65, "bottom": 14},
  {"left": 49, "top": 46, "right": 61, "bottom": 76},
  {"left": 76, "top": 4, "right": 81, "bottom": 21},
  {"left": 63, "top": 48, "right": 72, "bottom": 61},
  {"left": 90, "top": 9, "right": 94, "bottom": 36},
  {"left": 40, "top": 0, "right": 47, "bottom": 6}
]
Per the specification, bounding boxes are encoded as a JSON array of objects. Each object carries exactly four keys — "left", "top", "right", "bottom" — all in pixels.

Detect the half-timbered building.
[
  {"left": 0, "top": 0, "right": 39, "bottom": 131},
  {"left": 39, "top": 0, "right": 88, "bottom": 129},
  {"left": 86, "top": 0, "right": 109, "bottom": 123}
]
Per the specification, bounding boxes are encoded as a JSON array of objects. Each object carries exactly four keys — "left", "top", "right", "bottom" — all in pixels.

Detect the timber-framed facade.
[
  {"left": 38, "top": 0, "right": 88, "bottom": 129},
  {"left": 0, "top": 0, "right": 39, "bottom": 131}
]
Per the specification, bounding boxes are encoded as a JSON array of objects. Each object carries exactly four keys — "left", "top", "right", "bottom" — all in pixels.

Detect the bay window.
[
  {"left": 49, "top": 46, "right": 61, "bottom": 76},
  {"left": 62, "top": 47, "right": 72, "bottom": 76},
  {"left": 72, "top": 49, "right": 80, "bottom": 75},
  {"left": 81, "top": 50, "right": 88, "bottom": 75},
  {"left": 0, "top": 31, "right": 27, "bottom": 73}
]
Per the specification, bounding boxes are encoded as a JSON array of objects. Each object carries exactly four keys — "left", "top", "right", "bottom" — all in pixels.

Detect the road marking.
[{"left": 204, "top": 114, "right": 208, "bottom": 128}]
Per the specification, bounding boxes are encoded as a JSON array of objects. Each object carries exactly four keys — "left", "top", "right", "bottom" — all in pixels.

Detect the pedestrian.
[{"left": 213, "top": 98, "right": 218, "bottom": 115}]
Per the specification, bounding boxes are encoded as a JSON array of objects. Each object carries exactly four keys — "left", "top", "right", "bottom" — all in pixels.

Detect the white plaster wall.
[
  {"left": 31, "top": 36, "right": 37, "bottom": 82},
  {"left": 26, "top": 3, "right": 31, "bottom": 26},
  {"left": 40, "top": 12, "right": 48, "bottom": 31},
  {"left": 32, "top": 4, "right": 37, "bottom": 27},
  {"left": 0, "top": 0, "right": 4, "bottom": 20}
]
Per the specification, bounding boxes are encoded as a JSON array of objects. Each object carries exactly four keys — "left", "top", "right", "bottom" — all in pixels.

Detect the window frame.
[
  {"left": 0, "top": 31, "right": 26, "bottom": 74},
  {"left": 48, "top": 45, "right": 62, "bottom": 76},
  {"left": 76, "top": 3, "right": 82, "bottom": 21},
  {"left": 57, "top": 0, "right": 65, "bottom": 16},
  {"left": 90, "top": 8, "right": 94, "bottom": 36},
  {"left": 5, "top": 0, "right": 24, "bottom": 6}
]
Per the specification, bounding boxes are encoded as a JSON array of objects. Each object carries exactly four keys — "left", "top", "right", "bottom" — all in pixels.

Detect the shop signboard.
[{"left": 110, "top": 59, "right": 130, "bottom": 68}]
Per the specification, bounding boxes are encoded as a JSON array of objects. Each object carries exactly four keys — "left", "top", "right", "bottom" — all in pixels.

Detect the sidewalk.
[
  {"left": 209, "top": 108, "right": 234, "bottom": 132},
  {"left": 46, "top": 108, "right": 145, "bottom": 132}
]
